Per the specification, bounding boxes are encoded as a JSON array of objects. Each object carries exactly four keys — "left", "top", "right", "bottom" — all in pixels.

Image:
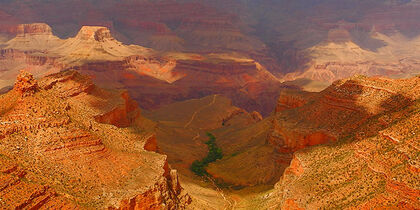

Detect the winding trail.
[
  {"left": 183, "top": 95, "right": 237, "bottom": 209},
  {"left": 184, "top": 95, "right": 218, "bottom": 128},
  {"left": 192, "top": 132, "right": 201, "bottom": 145},
  {"left": 207, "top": 176, "right": 236, "bottom": 210}
]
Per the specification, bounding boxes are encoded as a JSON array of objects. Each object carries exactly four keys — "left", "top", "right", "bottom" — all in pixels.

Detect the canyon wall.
[
  {"left": 265, "top": 75, "right": 420, "bottom": 209},
  {"left": 0, "top": 23, "right": 286, "bottom": 116},
  {"left": 0, "top": 71, "right": 191, "bottom": 209}
]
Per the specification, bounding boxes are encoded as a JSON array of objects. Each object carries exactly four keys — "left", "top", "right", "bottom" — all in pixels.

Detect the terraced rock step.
[{"left": 0, "top": 71, "right": 191, "bottom": 209}]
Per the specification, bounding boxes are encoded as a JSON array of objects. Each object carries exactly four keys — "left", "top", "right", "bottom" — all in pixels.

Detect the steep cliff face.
[
  {"left": 1, "top": 0, "right": 420, "bottom": 81},
  {"left": 1, "top": 23, "right": 285, "bottom": 116},
  {"left": 51, "top": 26, "right": 153, "bottom": 64},
  {"left": 94, "top": 91, "right": 141, "bottom": 128},
  {"left": 283, "top": 32, "right": 420, "bottom": 83},
  {"left": 0, "top": 71, "right": 191, "bottom": 209},
  {"left": 5, "top": 23, "right": 63, "bottom": 51},
  {"left": 275, "top": 90, "right": 316, "bottom": 113},
  {"left": 268, "top": 75, "right": 418, "bottom": 152},
  {"left": 265, "top": 75, "right": 420, "bottom": 209}
]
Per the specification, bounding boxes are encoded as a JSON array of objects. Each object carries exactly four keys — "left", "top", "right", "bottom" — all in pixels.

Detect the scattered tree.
[{"left": 190, "top": 132, "right": 223, "bottom": 176}]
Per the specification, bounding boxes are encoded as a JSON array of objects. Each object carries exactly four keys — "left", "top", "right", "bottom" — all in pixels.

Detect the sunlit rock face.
[
  {"left": 1, "top": 0, "right": 419, "bottom": 81},
  {"left": 5, "top": 23, "right": 63, "bottom": 51},
  {"left": 266, "top": 75, "right": 420, "bottom": 209},
  {"left": 268, "top": 75, "right": 419, "bottom": 152},
  {"left": 13, "top": 71, "right": 39, "bottom": 97},
  {"left": 0, "top": 23, "right": 286, "bottom": 116},
  {"left": 0, "top": 1, "right": 419, "bottom": 209},
  {"left": 0, "top": 71, "right": 191, "bottom": 209}
]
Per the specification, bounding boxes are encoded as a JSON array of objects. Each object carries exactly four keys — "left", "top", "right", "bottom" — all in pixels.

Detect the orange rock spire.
[{"left": 13, "top": 71, "right": 39, "bottom": 97}]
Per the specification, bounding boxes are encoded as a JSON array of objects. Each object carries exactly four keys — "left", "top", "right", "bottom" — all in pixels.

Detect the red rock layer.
[
  {"left": 94, "top": 91, "right": 141, "bottom": 128},
  {"left": 1, "top": 23, "right": 285, "bottom": 117},
  {"left": 78, "top": 53, "right": 284, "bottom": 116},
  {"left": 13, "top": 70, "right": 39, "bottom": 96},
  {"left": 15, "top": 23, "right": 53, "bottom": 36},
  {"left": 0, "top": 71, "right": 191, "bottom": 209},
  {"left": 266, "top": 75, "right": 420, "bottom": 209},
  {"left": 0, "top": 157, "right": 77, "bottom": 209},
  {"left": 268, "top": 75, "right": 418, "bottom": 152},
  {"left": 275, "top": 90, "right": 316, "bottom": 113}
]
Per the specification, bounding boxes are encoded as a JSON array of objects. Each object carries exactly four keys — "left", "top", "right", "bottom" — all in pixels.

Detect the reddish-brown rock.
[
  {"left": 13, "top": 71, "right": 39, "bottom": 96},
  {"left": 0, "top": 71, "right": 191, "bottom": 209},
  {"left": 266, "top": 75, "right": 420, "bottom": 209},
  {"left": 268, "top": 75, "right": 418, "bottom": 152},
  {"left": 94, "top": 91, "right": 141, "bottom": 128},
  {"left": 15, "top": 23, "right": 53, "bottom": 36},
  {"left": 1, "top": 24, "right": 286, "bottom": 116}
]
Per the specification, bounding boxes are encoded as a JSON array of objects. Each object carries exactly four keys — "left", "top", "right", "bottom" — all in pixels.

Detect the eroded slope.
[
  {"left": 265, "top": 75, "right": 420, "bottom": 209},
  {"left": 0, "top": 71, "right": 191, "bottom": 209}
]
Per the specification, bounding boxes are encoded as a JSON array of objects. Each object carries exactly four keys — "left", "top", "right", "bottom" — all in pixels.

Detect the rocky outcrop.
[
  {"left": 0, "top": 156, "right": 78, "bottom": 209},
  {"left": 50, "top": 25, "right": 152, "bottom": 63},
  {"left": 39, "top": 70, "right": 94, "bottom": 97},
  {"left": 1, "top": 23, "right": 285, "bottom": 116},
  {"left": 143, "top": 134, "right": 159, "bottom": 152},
  {"left": 250, "top": 111, "right": 263, "bottom": 122},
  {"left": 275, "top": 90, "right": 315, "bottom": 113},
  {"left": 265, "top": 75, "right": 420, "bottom": 209},
  {"left": 15, "top": 23, "right": 53, "bottom": 36},
  {"left": 0, "top": 71, "right": 191, "bottom": 209},
  {"left": 75, "top": 26, "right": 113, "bottom": 42},
  {"left": 116, "top": 169, "right": 191, "bottom": 210},
  {"left": 13, "top": 71, "right": 39, "bottom": 96},
  {"left": 94, "top": 91, "right": 141, "bottom": 128},
  {"left": 268, "top": 75, "right": 418, "bottom": 152},
  {"left": 267, "top": 121, "right": 336, "bottom": 152},
  {"left": 5, "top": 23, "right": 63, "bottom": 51}
]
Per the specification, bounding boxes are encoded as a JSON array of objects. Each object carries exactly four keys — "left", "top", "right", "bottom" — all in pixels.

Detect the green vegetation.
[{"left": 191, "top": 132, "right": 223, "bottom": 176}]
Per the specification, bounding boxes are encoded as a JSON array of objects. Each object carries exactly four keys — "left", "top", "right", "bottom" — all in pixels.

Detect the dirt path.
[
  {"left": 184, "top": 95, "right": 218, "bottom": 128},
  {"left": 207, "top": 176, "right": 237, "bottom": 210}
]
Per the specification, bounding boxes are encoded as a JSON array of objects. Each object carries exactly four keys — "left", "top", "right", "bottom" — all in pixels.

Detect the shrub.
[{"left": 190, "top": 132, "right": 223, "bottom": 176}]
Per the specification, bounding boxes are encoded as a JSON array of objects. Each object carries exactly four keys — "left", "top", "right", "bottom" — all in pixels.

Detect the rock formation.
[
  {"left": 13, "top": 71, "right": 39, "bottom": 97},
  {"left": 268, "top": 75, "right": 418, "bottom": 152},
  {"left": 283, "top": 37, "right": 420, "bottom": 83},
  {"left": 5, "top": 23, "right": 63, "bottom": 51},
  {"left": 1, "top": 0, "right": 420, "bottom": 82},
  {"left": 0, "top": 23, "right": 286, "bottom": 116},
  {"left": 0, "top": 157, "right": 77, "bottom": 209},
  {"left": 0, "top": 2, "right": 419, "bottom": 208},
  {"left": 51, "top": 26, "right": 153, "bottom": 63},
  {"left": 266, "top": 75, "right": 420, "bottom": 209},
  {"left": 0, "top": 71, "right": 191, "bottom": 209}
]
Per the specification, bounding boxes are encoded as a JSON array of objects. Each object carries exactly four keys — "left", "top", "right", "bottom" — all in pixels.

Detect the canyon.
[
  {"left": 0, "top": 1, "right": 419, "bottom": 209},
  {"left": 0, "top": 23, "right": 285, "bottom": 116},
  {"left": 1, "top": 69, "right": 418, "bottom": 209},
  {"left": 2, "top": 0, "right": 420, "bottom": 87}
]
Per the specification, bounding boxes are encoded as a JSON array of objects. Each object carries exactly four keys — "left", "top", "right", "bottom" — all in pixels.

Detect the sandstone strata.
[
  {"left": 6, "top": 23, "right": 63, "bottom": 51},
  {"left": 0, "top": 71, "right": 191, "bottom": 209},
  {"left": 1, "top": 23, "right": 285, "bottom": 116},
  {"left": 268, "top": 75, "right": 418, "bottom": 152},
  {"left": 266, "top": 75, "right": 420, "bottom": 209}
]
